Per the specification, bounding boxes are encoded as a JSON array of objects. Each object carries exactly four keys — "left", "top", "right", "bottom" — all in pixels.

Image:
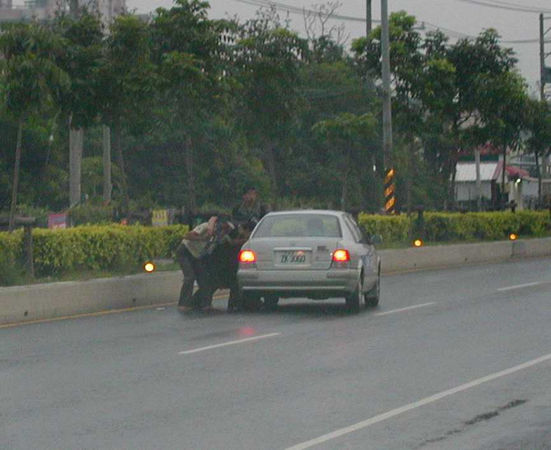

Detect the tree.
[
  {"left": 99, "top": 14, "right": 155, "bottom": 214},
  {"left": 352, "top": 12, "right": 433, "bottom": 212},
  {"left": 466, "top": 70, "right": 528, "bottom": 206},
  {"left": 525, "top": 99, "right": 551, "bottom": 206},
  {"left": 53, "top": 10, "right": 105, "bottom": 208},
  {"left": 353, "top": 21, "right": 524, "bottom": 210},
  {"left": 151, "top": 0, "right": 222, "bottom": 214},
  {"left": 447, "top": 29, "right": 520, "bottom": 208},
  {"left": 231, "top": 11, "right": 308, "bottom": 204},
  {"left": 294, "top": 52, "right": 379, "bottom": 208},
  {"left": 312, "top": 112, "right": 378, "bottom": 210},
  {"left": 0, "top": 21, "right": 68, "bottom": 230}
]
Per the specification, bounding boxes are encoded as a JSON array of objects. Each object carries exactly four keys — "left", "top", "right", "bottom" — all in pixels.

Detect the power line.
[
  {"left": 231, "top": 0, "right": 543, "bottom": 45},
  {"left": 233, "top": 0, "right": 376, "bottom": 23},
  {"left": 456, "top": 0, "right": 551, "bottom": 14}
]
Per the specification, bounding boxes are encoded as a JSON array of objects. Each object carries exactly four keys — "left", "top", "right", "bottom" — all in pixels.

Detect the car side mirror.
[{"left": 369, "top": 234, "right": 383, "bottom": 245}]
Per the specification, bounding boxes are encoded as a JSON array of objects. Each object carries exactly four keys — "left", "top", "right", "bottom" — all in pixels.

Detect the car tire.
[
  {"left": 345, "top": 278, "right": 362, "bottom": 314},
  {"left": 263, "top": 295, "right": 279, "bottom": 310},
  {"left": 365, "top": 266, "right": 381, "bottom": 308}
]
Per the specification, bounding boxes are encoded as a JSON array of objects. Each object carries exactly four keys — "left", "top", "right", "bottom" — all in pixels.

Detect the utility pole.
[
  {"left": 540, "top": 13, "right": 551, "bottom": 102},
  {"left": 475, "top": 147, "right": 482, "bottom": 211},
  {"left": 366, "top": 0, "right": 372, "bottom": 35},
  {"left": 381, "top": 0, "right": 395, "bottom": 213},
  {"left": 69, "top": 0, "right": 79, "bottom": 17}
]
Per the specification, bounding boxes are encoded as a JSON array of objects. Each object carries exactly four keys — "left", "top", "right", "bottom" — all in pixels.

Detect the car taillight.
[
  {"left": 332, "top": 249, "right": 350, "bottom": 262},
  {"left": 239, "top": 250, "right": 257, "bottom": 263}
]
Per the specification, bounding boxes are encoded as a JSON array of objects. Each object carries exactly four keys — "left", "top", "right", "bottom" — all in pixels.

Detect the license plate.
[{"left": 276, "top": 250, "right": 310, "bottom": 265}]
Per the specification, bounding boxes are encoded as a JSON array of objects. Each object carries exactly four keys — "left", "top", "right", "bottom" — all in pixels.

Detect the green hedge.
[
  {"left": 0, "top": 230, "right": 25, "bottom": 286},
  {"left": 0, "top": 225, "right": 188, "bottom": 280},
  {"left": 357, "top": 213, "right": 411, "bottom": 243},
  {"left": 358, "top": 211, "right": 551, "bottom": 244}
]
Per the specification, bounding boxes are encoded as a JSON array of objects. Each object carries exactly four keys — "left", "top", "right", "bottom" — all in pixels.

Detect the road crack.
[{"left": 416, "top": 399, "right": 528, "bottom": 448}]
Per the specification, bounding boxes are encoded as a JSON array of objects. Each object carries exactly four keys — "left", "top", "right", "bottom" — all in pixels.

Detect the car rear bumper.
[{"left": 237, "top": 268, "right": 358, "bottom": 299}]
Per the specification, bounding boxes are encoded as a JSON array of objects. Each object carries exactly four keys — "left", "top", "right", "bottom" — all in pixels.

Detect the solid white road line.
[
  {"left": 497, "top": 282, "right": 542, "bottom": 292},
  {"left": 374, "top": 302, "right": 436, "bottom": 317},
  {"left": 286, "top": 352, "right": 551, "bottom": 450},
  {"left": 178, "top": 332, "right": 281, "bottom": 355}
]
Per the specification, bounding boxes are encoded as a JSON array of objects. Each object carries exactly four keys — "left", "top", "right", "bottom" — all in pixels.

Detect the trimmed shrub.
[
  {"left": 358, "top": 213, "right": 411, "bottom": 244},
  {"left": 358, "top": 211, "right": 551, "bottom": 245},
  {"left": 0, "top": 230, "right": 25, "bottom": 286},
  {"left": 1, "top": 224, "right": 190, "bottom": 282},
  {"left": 31, "top": 224, "right": 188, "bottom": 276}
]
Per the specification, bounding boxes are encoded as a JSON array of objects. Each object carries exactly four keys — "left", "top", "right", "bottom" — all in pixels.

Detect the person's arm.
[
  {"left": 183, "top": 230, "right": 208, "bottom": 241},
  {"left": 183, "top": 221, "right": 216, "bottom": 241}
]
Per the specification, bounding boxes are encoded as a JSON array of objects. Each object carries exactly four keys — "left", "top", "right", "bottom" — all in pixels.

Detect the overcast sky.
[{"left": 126, "top": 0, "right": 551, "bottom": 95}]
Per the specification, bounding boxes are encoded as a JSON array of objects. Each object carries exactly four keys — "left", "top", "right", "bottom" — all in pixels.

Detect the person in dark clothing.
[
  {"left": 232, "top": 186, "right": 266, "bottom": 226},
  {"left": 203, "top": 221, "right": 257, "bottom": 312},
  {"left": 175, "top": 216, "right": 218, "bottom": 312}
]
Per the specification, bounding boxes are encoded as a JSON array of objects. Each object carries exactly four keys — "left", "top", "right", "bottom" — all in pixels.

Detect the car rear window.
[{"left": 253, "top": 214, "right": 342, "bottom": 238}]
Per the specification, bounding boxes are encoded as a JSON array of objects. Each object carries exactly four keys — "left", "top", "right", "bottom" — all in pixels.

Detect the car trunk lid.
[{"left": 251, "top": 238, "right": 341, "bottom": 270}]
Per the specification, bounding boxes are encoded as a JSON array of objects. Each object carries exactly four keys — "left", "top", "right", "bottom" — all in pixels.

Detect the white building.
[
  {"left": 454, "top": 160, "right": 551, "bottom": 209},
  {"left": 455, "top": 162, "right": 502, "bottom": 206},
  {"left": 0, "top": 0, "right": 125, "bottom": 23}
]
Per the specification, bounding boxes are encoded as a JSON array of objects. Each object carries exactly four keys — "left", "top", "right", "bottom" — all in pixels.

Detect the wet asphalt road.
[{"left": 2, "top": 257, "right": 551, "bottom": 450}]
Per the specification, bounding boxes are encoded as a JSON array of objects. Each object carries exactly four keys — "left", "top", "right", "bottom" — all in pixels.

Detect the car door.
[{"left": 343, "top": 214, "right": 377, "bottom": 290}]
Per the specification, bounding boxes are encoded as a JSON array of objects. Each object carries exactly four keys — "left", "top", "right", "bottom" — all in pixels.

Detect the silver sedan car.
[{"left": 237, "top": 210, "right": 381, "bottom": 312}]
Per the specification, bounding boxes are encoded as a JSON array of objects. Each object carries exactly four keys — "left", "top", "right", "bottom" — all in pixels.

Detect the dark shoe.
[{"left": 177, "top": 305, "right": 194, "bottom": 313}]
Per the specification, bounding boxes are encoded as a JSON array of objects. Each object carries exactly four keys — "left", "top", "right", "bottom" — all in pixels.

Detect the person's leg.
[
  {"left": 227, "top": 283, "right": 240, "bottom": 312},
  {"left": 177, "top": 248, "right": 197, "bottom": 308},
  {"left": 194, "top": 259, "right": 216, "bottom": 309}
]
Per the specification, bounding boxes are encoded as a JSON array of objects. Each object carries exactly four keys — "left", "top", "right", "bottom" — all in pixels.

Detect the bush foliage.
[
  {"left": 0, "top": 230, "right": 25, "bottom": 286},
  {"left": 358, "top": 211, "right": 551, "bottom": 244},
  {"left": 0, "top": 225, "right": 188, "bottom": 280}
]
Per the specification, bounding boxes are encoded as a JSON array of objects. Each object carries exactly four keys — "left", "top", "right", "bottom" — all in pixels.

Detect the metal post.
[
  {"left": 69, "top": 0, "right": 79, "bottom": 18},
  {"left": 381, "top": 0, "right": 394, "bottom": 213},
  {"left": 541, "top": 13, "right": 546, "bottom": 101},
  {"left": 366, "top": 0, "right": 372, "bottom": 36},
  {"left": 475, "top": 147, "right": 481, "bottom": 211},
  {"left": 381, "top": 0, "right": 392, "bottom": 170},
  {"left": 102, "top": 125, "right": 112, "bottom": 203},
  {"left": 23, "top": 224, "right": 34, "bottom": 278}
]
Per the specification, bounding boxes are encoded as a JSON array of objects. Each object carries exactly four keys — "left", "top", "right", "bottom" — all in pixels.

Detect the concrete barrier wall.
[
  {"left": 380, "top": 240, "right": 517, "bottom": 273},
  {"left": 2, "top": 237, "right": 551, "bottom": 326},
  {"left": 0, "top": 271, "right": 182, "bottom": 326}
]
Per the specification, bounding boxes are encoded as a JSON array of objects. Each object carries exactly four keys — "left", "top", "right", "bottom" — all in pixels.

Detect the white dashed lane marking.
[
  {"left": 497, "top": 282, "right": 543, "bottom": 292},
  {"left": 178, "top": 332, "right": 281, "bottom": 355},
  {"left": 374, "top": 302, "right": 436, "bottom": 317}
]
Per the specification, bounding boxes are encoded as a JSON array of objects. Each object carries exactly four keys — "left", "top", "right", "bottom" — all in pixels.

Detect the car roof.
[{"left": 263, "top": 210, "right": 345, "bottom": 217}]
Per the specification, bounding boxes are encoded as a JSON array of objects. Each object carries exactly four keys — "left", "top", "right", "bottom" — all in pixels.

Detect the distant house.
[
  {"left": 454, "top": 161, "right": 502, "bottom": 208},
  {"left": 454, "top": 161, "right": 534, "bottom": 209}
]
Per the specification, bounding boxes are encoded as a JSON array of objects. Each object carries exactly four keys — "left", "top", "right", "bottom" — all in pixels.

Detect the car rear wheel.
[
  {"left": 345, "top": 278, "right": 362, "bottom": 314},
  {"left": 263, "top": 295, "right": 279, "bottom": 310},
  {"left": 365, "top": 266, "right": 381, "bottom": 308}
]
